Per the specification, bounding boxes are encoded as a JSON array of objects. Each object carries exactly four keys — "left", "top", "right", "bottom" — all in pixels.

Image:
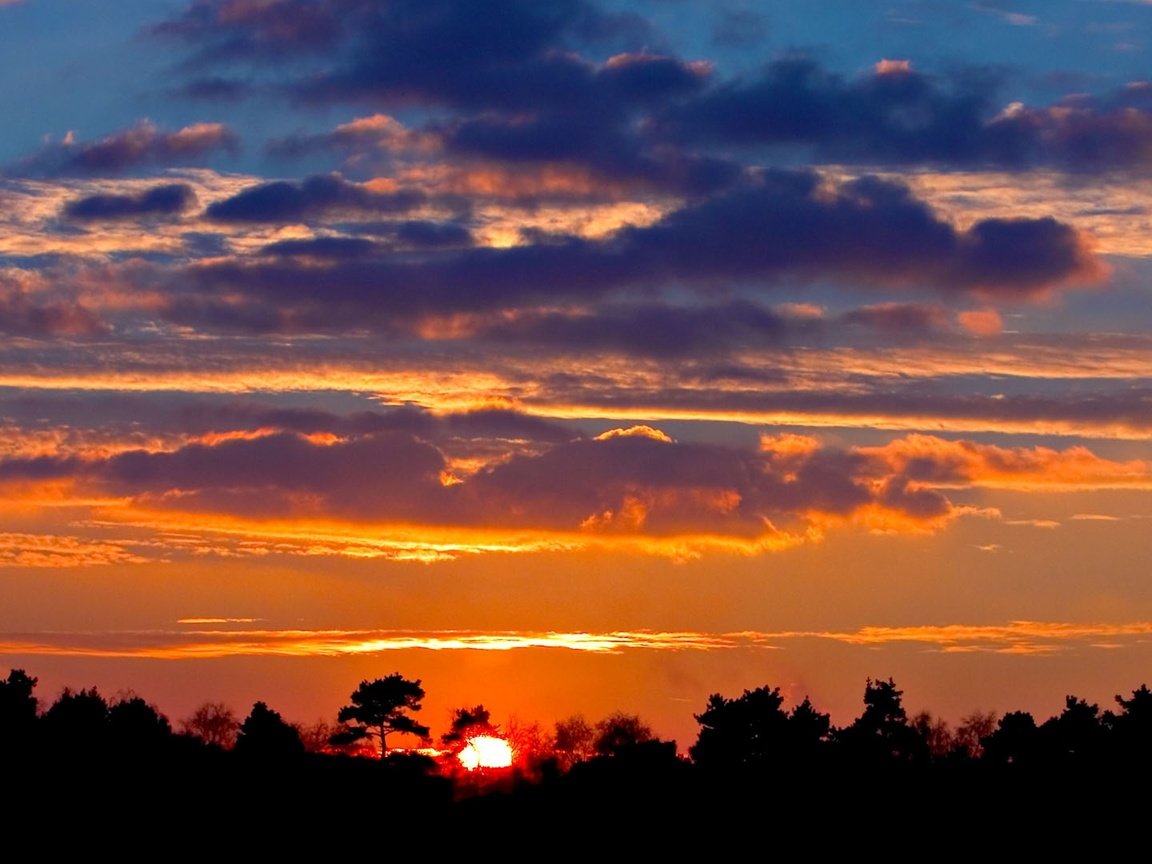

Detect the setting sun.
[{"left": 458, "top": 736, "right": 514, "bottom": 771}]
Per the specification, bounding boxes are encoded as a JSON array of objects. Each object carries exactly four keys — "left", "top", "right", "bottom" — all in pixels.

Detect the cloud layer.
[
  {"left": 0, "top": 0, "right": 1148, "bottom": 569},
  {"left": 2, "top": 400, "right": 1149, "bottom": 561}
]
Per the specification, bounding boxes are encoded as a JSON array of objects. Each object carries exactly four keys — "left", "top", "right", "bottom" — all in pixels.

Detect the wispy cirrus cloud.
[
  {"left": 5, "top": 619, "right": 1151, "bottom": 659},
  {"left": 0, "top": 533, "right": 155, "bottom": 568}
]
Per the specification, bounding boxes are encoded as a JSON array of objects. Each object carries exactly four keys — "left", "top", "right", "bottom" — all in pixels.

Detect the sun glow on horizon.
[{"left": 457, "top": 735, "right": 514, "bottom": 770}]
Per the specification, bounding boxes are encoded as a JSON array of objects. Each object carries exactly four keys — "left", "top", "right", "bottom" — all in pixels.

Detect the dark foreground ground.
[{"left": 6, "top": 743, "right": 1142, "bottom": 855}]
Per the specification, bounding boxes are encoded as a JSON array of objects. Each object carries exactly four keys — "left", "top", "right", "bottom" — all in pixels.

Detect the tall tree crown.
[{"left": 335, "top": 673, "right": 430, "bottom": 756}]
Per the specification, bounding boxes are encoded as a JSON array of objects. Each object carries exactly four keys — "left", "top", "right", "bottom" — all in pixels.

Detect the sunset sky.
[{"left": 3, "top": 0, "right": 1152, "bottom": 748}]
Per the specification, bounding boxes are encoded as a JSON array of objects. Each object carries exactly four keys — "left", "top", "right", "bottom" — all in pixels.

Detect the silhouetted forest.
[{"left": 3, "top": 669, "right": 1146, "bottom": 851}]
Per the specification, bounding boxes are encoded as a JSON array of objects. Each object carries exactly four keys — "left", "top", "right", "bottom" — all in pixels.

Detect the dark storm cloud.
[
  {"left": 160, "top": 170, "right": 1102, "bottom": 334},
  {"left": 10, "top": 122, "right": 239, "bottom": 177},
  {"left": 62, "top": 184, "right": 196, "bottom": 221},
  {"left": 205, "top": 173, "right": 425, "bottom": 222}
]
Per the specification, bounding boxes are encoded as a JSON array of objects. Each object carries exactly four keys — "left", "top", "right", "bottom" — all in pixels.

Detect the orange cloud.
[
  {"left": 759, "top": 433, "right": 822, "bottom": 462},
  {"left": 956, "top": 307, "right": 1003, "bottom": 336},
  {"left": 860, "top": 434, "right": 1152, "bottom": 489},
  {"left": 166, "top": 122, "right": 235, "bottom": 155},
  {"left": 398, "top": 162, "right": 636, "bottom": 202},
  {"left": 828, "top": 620, "right": 1152, "bottom": 654},
  {"left": 874, "top": 59, "right": 912, "bottom": 76},
  {"left": 593, "top": 425, "right": 674, "bottom": 443},
  {"left": 334, "top": 114, "right": 442, "bottom": 155}
]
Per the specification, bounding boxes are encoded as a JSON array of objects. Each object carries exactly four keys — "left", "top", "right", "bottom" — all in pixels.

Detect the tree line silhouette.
[
  {"left": 5, "top": 668, "right": 1152, "bottom": 770},
  {"left": 4, "top": 667, "right": 1148, "bottom": 848}
]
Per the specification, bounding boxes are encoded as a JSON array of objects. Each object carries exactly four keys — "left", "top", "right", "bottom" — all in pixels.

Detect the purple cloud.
[
  {"left": 158, "top": 170, "right": 1103, "bottom": 335},
  {"left": 205, "top": 173, "right": 424, "bottom": 222},
  {"left": 63, "top": 184, "right": 196, "bottom": 220},
  {"left": 12, "top": 121, "right": 239, "bottom": 177}
]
